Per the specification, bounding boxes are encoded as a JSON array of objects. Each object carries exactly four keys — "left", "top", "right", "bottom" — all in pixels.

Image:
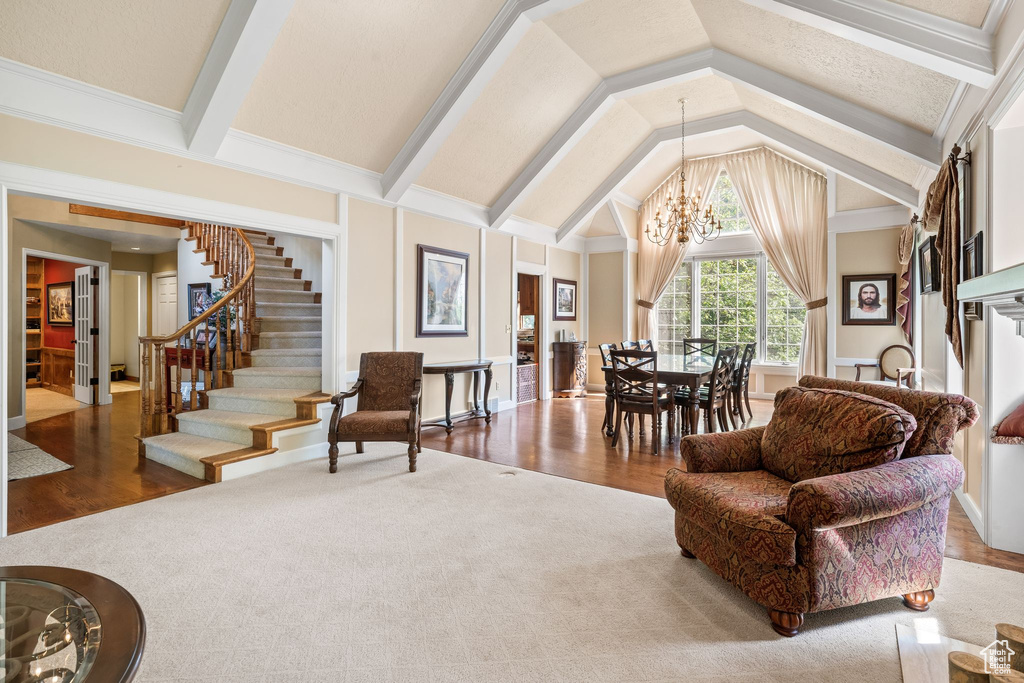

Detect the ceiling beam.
[
  {"left": 737, "top": 0, "right": 994, "bottom": 87},
  {"left": 493, "top": 48, "right": 939, "bottom": 232},
  {"left": 554, "top": 110, "right": 919, "bottom": 243},
  {"left": 607, "top": 199, "right": 630, "bottom": 239},
  {"left": 379, "top": 0, "right": 586, "bottom": 204},
  {"left": 182, "top": 0, "right": 295, "bottom": 156}
]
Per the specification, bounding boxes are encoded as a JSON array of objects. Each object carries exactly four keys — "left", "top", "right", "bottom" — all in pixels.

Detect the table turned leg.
[
  {"left": 473, "top": 370, "right": 480, "bottom": 413},
  {"left": 688, "top": 385, "right": 700, "bottom": 437},
  {"left": 483, "top": 367, "right": 493, "bottom": 424},
  {"left": 604, "top": 376, "right": 614, "bottom": 437},
  {"left": 443, "top": 370, "right": 455, "bottom": 434}
]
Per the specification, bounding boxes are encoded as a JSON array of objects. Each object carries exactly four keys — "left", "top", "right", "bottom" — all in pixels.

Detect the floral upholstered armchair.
[
  {"left": 665, "top": 377, "right": 979, "bottom": 637},
  {"left": 327, "top": 352, "right": 423, "bottom": 473}
]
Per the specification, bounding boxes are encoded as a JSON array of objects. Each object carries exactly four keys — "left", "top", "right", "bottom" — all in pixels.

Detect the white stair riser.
[
  {"left": 254, "top": 290, "right": 316, "bottom": 304},
  {"left": 257, "top": 303, "right": 321, "bottom": 318},
  {"left": 208, "top": 394, "right": 296, "bottom": 417},
  {"left": 251, "top": 353, "right": 321, "bottom": 368},
  {"left": 258, "top": 334, "right": 322, "bottom": 350},
  {"left": 258, "top": 318, "right": 321, "bottom": 333},
  {"left": 254, "top": 277, "right": 306, "bottom": 291},
  {"left": 232, "top": 373, "right": 321, "bottom": 390},
  {"left": 177, "top": 417, "right": 253, "bottom": 446},
  {"left": 255, "top": 265, "right": 296, "bottom": 278},
  {"left": 145, "top": 445, "right": 206, "bottom": 479}
]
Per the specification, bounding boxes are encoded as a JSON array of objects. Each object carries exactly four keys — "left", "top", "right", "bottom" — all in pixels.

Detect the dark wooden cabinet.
[{"left": 552, "top": 341, "right": 587, "bottom": 398}]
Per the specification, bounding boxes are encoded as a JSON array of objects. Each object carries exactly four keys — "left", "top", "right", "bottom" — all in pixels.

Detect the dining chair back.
[
  {"left": 682, "top": 337, "right": 717, "bottom": 358},
  {"left": 620, "top": 340, "right": 639, "bottom": 350},
  {"left": 638, "top": 339, "right": 654, "bottom": 351},
  {"left": 731, "top": 342, "right": 756, "bottom": 426},
  {"left": 609, "top": 349, "right": 671, "bottom": 454},
  {"left": 598, "top": 343, "right": 618, "bottom": 367}
]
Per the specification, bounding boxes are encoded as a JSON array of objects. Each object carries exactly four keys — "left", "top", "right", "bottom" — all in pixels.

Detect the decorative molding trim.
[
  {"left": 828, "top": 204, "right": 910, "bottom": 233},
  {"left": 834, "top": 356, "right": 882, "bottom": 366},
  {"left": 610, "top": 191, "right": 641, "bottom": 211},
  {"left": 584, "top": 235, "right": 638, "bottom": 254},
  {"left": 736, "top": 0, "right": 995, "bottom": 87},
  {"left": 607, "top": 199, "right": 629, "bottom": 238},
  {"left": 1, "top": 183, "right": 8, "bottom": 535},
  {"left": 492, "top": 47, "right": 938, "bottom": 231},
  {"left": 555, "top": 110, "right": 919, "bottom": 242},
  {"left": 182, "top": 0, "right": 295, "bottom": 155},
  {"left": 394, "top": 208, "right": 404, "bottom": 351},
  {"left": 955, "top": 487, "right": 986, "bottom": 538},
  {"left": 7, "top": 416, "right": 25, "bottom": 430},
  {"left": 379, "top": 0, "right": 586, "bottom": 202}
]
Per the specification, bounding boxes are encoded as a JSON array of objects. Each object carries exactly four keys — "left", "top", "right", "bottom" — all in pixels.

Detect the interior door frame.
[
  {"left": 20, "top": 248, "right": 111, "bottom": 419},
  {"left": 111, "top": 270, "right": 149, "bottom": 381},
  {"left": 515, "top": 261, "right": 550, "bottom": 400},
  {"left": 151, "top": 270, "right": 177, "bottom": 338}
]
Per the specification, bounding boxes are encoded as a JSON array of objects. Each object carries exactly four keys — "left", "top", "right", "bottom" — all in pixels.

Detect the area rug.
[
  {"left": 24, "top": 387, "right": 87, "bottom": 423},
  {"left": 0, "top": 444, "right": 1020, "bottom": 682},
  {"left": 110, "top": 380, "right": 141, "bottom": 394},
  {"left": 6, "top": 433, "right": 73, "bottom": 481}
]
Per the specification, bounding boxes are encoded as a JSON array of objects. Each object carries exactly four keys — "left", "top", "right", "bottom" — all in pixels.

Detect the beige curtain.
[
  {"left": 921, "top": 152, "right": 963, "bottom": 367},
  {"left": 896, "top": 221, "right": 915, "bottom": 345},
  {"left": 723, "top": 148, "right": 828, "bottom": 377},
  {"left": 636, "top": 157, "right": 721, "bottom": 339}
]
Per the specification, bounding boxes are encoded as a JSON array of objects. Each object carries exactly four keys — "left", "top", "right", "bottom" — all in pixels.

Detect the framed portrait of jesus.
[{"left": 842, "top": 273, "right": 896, "bottom": 326}]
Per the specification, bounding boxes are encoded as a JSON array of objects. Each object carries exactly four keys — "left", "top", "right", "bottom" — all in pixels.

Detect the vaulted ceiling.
[{"left": 0, "top": 0, "right": 1007, "bottom": 241}]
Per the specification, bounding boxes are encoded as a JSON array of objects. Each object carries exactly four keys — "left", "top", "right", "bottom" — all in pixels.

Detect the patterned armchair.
[
  {"left": 665, "top": 377, "right": 979, "bottom": 637},
  {"left": 327, "top": 352, "right": 423, "bottom": 473}
]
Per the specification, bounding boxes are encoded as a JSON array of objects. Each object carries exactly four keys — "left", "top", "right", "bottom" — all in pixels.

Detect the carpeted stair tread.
[
  {"left": 254, "top": 276, "right": 306, "bottom": 290},
  {"left": 258, "top": 331, "right": 322, "bottom": 338},
  {"left": 176, "top": 409, "right": 277, "bottom": 429},
  {"left": 144, "top": 432, "right": 243, "bottom": 478},
  {"left": 250, "top": 348, "right": 321, "bottom": 357},
  {"left": 233, "top": 367, "right": 321, "bottom": 377}
]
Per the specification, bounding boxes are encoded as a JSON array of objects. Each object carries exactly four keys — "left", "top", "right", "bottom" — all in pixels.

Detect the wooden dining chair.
[
  {"left": 609, "top": 349, "right": 672, "bottom": 454},
  {"left": 677, "top": 346, "right": 737, "bottom": 435},
  {"left": 620, "top": 340, "right": 639, "bottom": 350},
  {"left": 638, "top": 339, "right": 654, "bottom": 351},
  {"left": 682, "top": 338, "right": 717, "bottom": 358},
  {"left": 855, "top": 344, "right": 917, "bottom": 387},
  {"left": 598, "top": 343, "right": 617, "bottom": 432},
  {"left": 730, "top": 342, "right": 757, "bottom": 427}
]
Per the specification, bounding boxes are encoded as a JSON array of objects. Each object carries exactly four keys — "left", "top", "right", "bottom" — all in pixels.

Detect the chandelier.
[{"left": 645, "top": 99, "right": 721, "bottom": 246}]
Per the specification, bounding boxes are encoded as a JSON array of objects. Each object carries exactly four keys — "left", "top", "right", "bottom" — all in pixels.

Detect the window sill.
[{"left": 752, "top": 362, "right": 798, "bottom": 374}]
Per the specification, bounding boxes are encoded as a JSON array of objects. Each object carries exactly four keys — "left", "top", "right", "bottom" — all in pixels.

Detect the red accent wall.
[{"left": 43, "top": 259, "right": 79, "bottom": 349}]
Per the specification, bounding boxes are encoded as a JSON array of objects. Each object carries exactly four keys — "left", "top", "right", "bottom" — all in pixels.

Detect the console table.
[{"left": 422, "top": 359, "right": 493, "bottom": 434}]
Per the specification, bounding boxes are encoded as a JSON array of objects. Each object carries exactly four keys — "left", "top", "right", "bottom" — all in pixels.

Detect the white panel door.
[
  {"left": 154, "top": 275, "right": 178, "bottom": 337},
  {"left": 73, "top": 266, "right": 94, "bottom": 404}
]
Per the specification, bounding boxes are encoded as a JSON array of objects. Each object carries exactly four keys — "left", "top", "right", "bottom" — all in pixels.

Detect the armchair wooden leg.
[
  {"left": 408, "top": 441, "right": 417, "bottom": 472},
  {"left": 355, "top": 441, "right": 364, "bottom": 454},
  {"left": 903, "top": 590, "right": 934, "bottom": 611},
  {"left": 417, "top": 431, "right": 422, "bottom": 453},
  {"left": 679, "top": 547, "right": 695, "bottom": 558},
  {"left": 768, "top": 610, "right": 804, "bottom": 637},
  {"left": 328, "top": 441, "right": 339, "bottom": 474}
]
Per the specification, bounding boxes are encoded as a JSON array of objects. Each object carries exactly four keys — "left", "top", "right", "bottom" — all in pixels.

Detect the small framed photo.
[
  {"left": 188, "top": 282, "right": 212, "bottom": 320},
  {"left": 46, "top": 281, "right": 74, "bottom": 326},
  {"left": 919, "top": 235, "right": 940, "bottom": 294},
  {"left": 417, "top": 244, "right": 469, "bottom": 337},
  {"left": 842, "top": 274, "right": 896, "bottom": 326},
  {"left": 552, "top": 278, "right": 577, "bottom": 321},
  {"left": 962, "top": 232, "right": 984, "bottom": 320}
]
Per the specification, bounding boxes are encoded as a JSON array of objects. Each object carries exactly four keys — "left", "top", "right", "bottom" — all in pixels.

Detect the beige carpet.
[
  {"left": 0, "top": 444, "right": 1020, "bottom": 682},
  {"left": 24, "top": 387, "right": 86, "bottom": 423},
  {"left": 111, "top": 380, "right": 141, "bottom": 394}
]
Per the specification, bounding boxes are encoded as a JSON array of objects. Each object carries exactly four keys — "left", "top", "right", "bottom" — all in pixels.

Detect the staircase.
[{"left": 140, "top": 225, "right": 329, "bottom": 482}]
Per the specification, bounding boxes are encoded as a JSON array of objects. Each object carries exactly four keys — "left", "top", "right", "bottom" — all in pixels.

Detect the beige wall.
[
  {"left": 587, "top": 252, "right": 623, "bottom": 385},
  {"left": 834, "top": 227, "right": 909, "bottom": 380},
  {"left": 517, "top": 239, "right": 545, "bottom": 265},
  {"left": 485, "top": 232, "right": 514, "bottom": 408},
  {"left": 346, "top": 199, "right": 395, "bottom": 371}
]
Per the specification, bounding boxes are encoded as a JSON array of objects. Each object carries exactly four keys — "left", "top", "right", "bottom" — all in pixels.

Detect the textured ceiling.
[
  {"left": 417, "top": 23, "right": 601, "bottom": 206},
  {"left": 835, "top": 175, "right": 899, "bottom": 212},
  {"left": 625, "top": 75, "right": 743, "bottom": 128},
  {"left": 690, "top": 0, "right": 957, "bottom": 133},
  {"left": 231, "top": 0, "right": 506, "bottom": 173},
  {"left": 580, "top": 203, "right": 620, "bottom": 237},
  {"left": 543, "top": 0, "right": 709, "bottom": 77},
  {"left": 0, "top": 0, "right": 230, "bottom": 110},
  {"left": 890, "top": 0, "right": 990, "bottom": 27}
]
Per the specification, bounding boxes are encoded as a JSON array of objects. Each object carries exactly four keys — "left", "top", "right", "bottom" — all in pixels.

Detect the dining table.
[{"left": 601, "top": 353, "right": 717, "bottom": 438}]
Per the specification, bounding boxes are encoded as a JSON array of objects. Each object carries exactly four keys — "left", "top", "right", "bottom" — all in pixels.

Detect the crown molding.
[
  {"left": 827, "top": 204, "right": 910, "bottom": 232},
  {"left": 182, "top": 0, "right": 295, "bottom": 155},
  {"left": 737, "top": 0, "right": 995, "bottom": 87},
  {"left": 379, "top": 0, "right": 586, "bottom": 203},
  {"left": 584, "top": 235, "right": 638, "bottom": 254}
]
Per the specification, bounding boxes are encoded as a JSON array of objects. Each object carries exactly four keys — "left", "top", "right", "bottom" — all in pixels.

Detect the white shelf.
[{"left": 958, "top": 262, "right": 1024, "bottom": 336}]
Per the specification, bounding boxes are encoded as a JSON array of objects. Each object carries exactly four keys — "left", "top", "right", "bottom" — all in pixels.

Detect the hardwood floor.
[
  {"left": 422, "top": 395, "right": 1024, "bottom": 574},
  {"left": 8, "top": 391, "right": 206, "bottom": 534}
]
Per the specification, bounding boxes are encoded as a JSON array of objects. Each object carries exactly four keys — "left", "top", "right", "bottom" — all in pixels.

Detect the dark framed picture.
[
  {"left": 842, "top": 274, "right": 896, "bottom": 325},
  {"left": 188, "top": 282, "right": 212, "bottom": 320},
  {"left": 552, "top": 278, "right": 577, "bottom": 321},
  {"left": 416, "top": 244, "right": 469, "bottom": 337},
  {"left": 46, "top": 281, "right": 74, "bottom": 326},
  {"left": 963, "top": 232, "right": 984, "bottom": 320},
  {"left": 919, "top": 235, "right": 940, "bottom": 294}
]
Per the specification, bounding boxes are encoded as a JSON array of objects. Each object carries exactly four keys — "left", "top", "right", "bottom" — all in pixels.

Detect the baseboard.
[
  {"left": 124, "top": 375, "right": 140, "bottom": 382},
  {"left": 8, "top": 415, "right": 26, "bottom": 429},
  {"left": 748, "top": 392, "right": 775, "bottom": 400},
  {"left": 954, "top": 487, "right": 985, "bottom": 540},
  {"left": 586, "top": 383, "right": 605, "bottom": 393},
  {"left": 496, "top": 399, "right": 515, "bottom": 413}
]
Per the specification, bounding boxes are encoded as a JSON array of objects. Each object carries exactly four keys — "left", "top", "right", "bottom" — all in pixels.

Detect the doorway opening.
[{"left": 516, "top": 273, "right": 541, "bottom": 404}]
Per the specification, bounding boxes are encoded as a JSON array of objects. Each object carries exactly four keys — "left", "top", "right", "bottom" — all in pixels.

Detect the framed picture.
[
  {"left": 46, "top": 281, "right": 74, "bottom": 326},
  {"left": 963, "top": 232, "right": 984, "bottom": 320},
  {"left": 552, "top": 278, "right": 577, "bottom": 321},
  {"left": 919, "top": 235, "right": 940, "bottom": 294},
  {"left": 416, "top": 244, "right": 469, "bottom": 337},
  {"left": 842, "top": 273, "right": 896, "bottom": 326},
  {"left": 188, "top": 282, "right": 212, "bottom": 320}
]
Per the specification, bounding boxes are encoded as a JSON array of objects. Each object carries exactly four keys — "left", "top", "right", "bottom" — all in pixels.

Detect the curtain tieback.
[
  {"left": 805, "top": 297, "right": 827, "bottom": 310},
  {"left": 637, "top": 299, "right": 655, "bottom": 310}
]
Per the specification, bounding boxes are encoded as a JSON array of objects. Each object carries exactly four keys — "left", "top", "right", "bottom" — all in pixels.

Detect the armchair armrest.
[
  {"left": 329, "top": 380, "right": 363, "bottom": 434},
  {"left": 679, "top": 426, "right": 766, "bottom": 473},
  {"left": 854, "top": 362, "right": 879, "bottom": 381},
  {"left": 787, "top": 454, "right": 964, "bottom": 532},
  {"left": 409, "top": 379, "right": 422, "bottom": 427}
]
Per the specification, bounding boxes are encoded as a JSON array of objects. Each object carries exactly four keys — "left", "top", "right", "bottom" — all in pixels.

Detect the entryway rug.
[
  {"left": 0, "top": 444, "right": 1020, "bottom": 682},
  {"left": 24, "top": 387, "right": 87, "bottom": 424},
  {"left": 6, "top": 433, "right": 73, "bottom": 481}
]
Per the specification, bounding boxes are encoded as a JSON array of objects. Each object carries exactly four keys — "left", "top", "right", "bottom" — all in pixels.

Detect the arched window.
[{"left": 708, "top": 171, "right": 752, "bottom": 234}]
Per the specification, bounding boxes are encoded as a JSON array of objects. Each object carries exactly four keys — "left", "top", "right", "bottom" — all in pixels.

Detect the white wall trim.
[
  {"left": 955, "top": 487, "right": 986, "bottom": 540},
  {"left": 379, "top": 0, "right": 586, "bottom": 202},
  {"left": 736, "top": 0, "right": 995, "bottom": 87},
  {"left": 828, "top": 204, "right": 910, "bottom": 233},
  {"left": 1, "top": 184, "right": 8, "bottom": 536},
  {"left": 393, "top": 208, "right": 404, "bottom": 351},
  {"left": 181, "top": 0, "right": 295, "bottom": 155},
  {"left": 826, "top": 174, "right": 838, "bottom": 378},
  {"left": 607, "top": 198, "right": 630, "bottom": 239}
]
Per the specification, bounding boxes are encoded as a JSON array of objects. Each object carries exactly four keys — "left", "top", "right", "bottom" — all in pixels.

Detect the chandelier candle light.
[{"left": 646, "top": 99, "right": 721, "bottom": 246}]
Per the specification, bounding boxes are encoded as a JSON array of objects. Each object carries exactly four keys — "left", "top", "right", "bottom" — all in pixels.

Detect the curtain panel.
[
  {"left": 896, "top": 221, "right": 915, "bottom": 345},
  {"left": 636, "top": 157, "right": 721, "bottom": 339},
  {"left": 723, "top": 148, "right": 828, "bottom": 377},
  {"left": 921, "top": 154, "right": 963, "bottom": 367}
]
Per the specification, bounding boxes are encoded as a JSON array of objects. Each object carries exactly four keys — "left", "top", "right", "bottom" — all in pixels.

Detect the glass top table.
[{"left": 0, "top": 567, "right": 145, "bottom": 682}]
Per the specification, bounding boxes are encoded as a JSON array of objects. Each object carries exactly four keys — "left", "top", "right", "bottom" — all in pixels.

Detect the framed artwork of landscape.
[
  {"left": 46, "top": 281, "right": 74, "bottom": 326},
  {"left": 417, "top": 244, "right": 469, "bottom": 337},
  {"left": 842, "top": 273, "right": 896, "bottom": 326},
  {"left": 552, "top": 278, "right": 577, "bottom": 321}
]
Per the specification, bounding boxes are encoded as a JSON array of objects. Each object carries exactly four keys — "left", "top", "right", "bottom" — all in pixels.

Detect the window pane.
[
  {"left": 698, "top": 257, "right": 758, "bottom": 349},
  {"left": 765, "top": 260, "right": 806, "bottom": 364},
  {"left": 654, "top": 261, "right": 692, "bottom": 345},
  {"left": 709, "top": 172, "right": 752, "bottom": 234}
]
